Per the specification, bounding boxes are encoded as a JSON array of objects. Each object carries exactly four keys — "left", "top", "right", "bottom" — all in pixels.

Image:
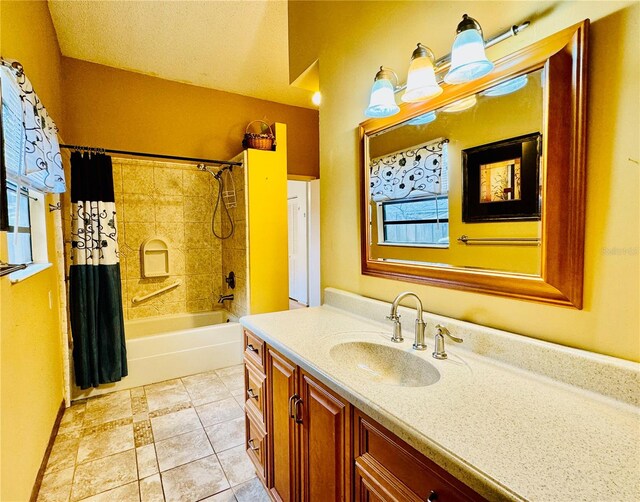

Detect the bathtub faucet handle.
[{"left": 218, "top": 294, "right": 234, "bottom": 303}]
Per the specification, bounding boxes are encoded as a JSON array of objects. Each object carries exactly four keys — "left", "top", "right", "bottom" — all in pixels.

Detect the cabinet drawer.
[
  {"left": 354, "top": 410, "right": 483, "bottom": 501},
  {"left": 244, "top": 329, "right": 265, "bottom": 369},
  {"left": 244, "top": 360, "right": 266, "bottom": 423},
  {"left": 246, "top": 412, "right": 268, "bottom": 483}
]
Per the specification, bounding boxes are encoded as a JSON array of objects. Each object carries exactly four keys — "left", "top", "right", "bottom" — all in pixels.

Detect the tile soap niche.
[{"left": 141, "top": 237, "right": 170, "bottom": 278}]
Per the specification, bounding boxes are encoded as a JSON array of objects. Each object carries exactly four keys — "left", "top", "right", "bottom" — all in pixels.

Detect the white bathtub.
[{"left": 72, "top": 310, "right": 244, "bottom": 399}]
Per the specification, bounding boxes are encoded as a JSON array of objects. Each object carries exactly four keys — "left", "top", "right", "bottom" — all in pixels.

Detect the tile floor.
[{"left": 37, "top": 364, "right": 270, "bottom": 502}]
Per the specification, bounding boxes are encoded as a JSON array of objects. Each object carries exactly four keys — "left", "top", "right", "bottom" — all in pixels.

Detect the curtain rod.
[{"left": 59, "top": 144, "right": 242, "bottom": 167}]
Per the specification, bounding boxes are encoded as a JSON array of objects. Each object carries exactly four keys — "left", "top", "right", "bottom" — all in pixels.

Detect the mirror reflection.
[{"left": 367, "top": 68, "right": 543, "bottom": 275}]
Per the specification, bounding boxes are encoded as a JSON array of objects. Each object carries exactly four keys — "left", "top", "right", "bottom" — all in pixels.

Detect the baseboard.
[{"left": 30, "top": 400, "right": 65, "bottom": 502}]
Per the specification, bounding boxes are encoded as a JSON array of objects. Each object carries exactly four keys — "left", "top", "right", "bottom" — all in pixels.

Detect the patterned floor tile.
[
  {"left": 136, "top": 444, "right": 159, "bottom": 478},
  {"left": 77, "top": 481, "right": 139, "bottom": 501},
  {"left": 134, "top": 420, "right": 154, "bottom": 447},
  {"left": 182, "top": 372, "right": 231, "bottom": 406},
  {"left": 46, "top": 437, "right": 80, "bottom": 473},
  {"left": 37, "top": 466, "right": 74, "bottom": 502},
  {"left": 71, "top": 449, "right": 137, "bottom": 501},
  {"left": 151, "top": 407, "right": 203, "bottom": 441},
  {"left": 202, "top": 489, "right": 237, "bottom": 501},
  {"left": 145, "top": 380, "right": 191, "bottom": 412},
  {"left": 232, "top": 478, "right": 270, "bottom": 502},
  {"left": 196, "top": 398, "right": 243, "bottom": 427},
  {"left": 205, "top": 417, "right": 245, "bottom": 453},
  {"left": 140, "top": 474, "right": 164, "bottom": 502},
  {"left": 155, "top": 429, "right": 213, "bottom": 472},
  {"left": 160, "top": 455, "right": 229, "bottom": 502},
  {"left": 217, "top": 445, "right": 256, "bottom": 487},
  {"left": 77, "top": 424, "right": 134, "bottom": 464}
]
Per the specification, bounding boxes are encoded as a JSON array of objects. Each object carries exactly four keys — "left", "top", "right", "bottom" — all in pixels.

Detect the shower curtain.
[{"left": 69, "top": 152, "right": 127, "bottom": 389}]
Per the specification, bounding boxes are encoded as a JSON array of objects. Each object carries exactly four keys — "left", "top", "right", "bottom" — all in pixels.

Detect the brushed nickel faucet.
[
  {"left": 432, "top": 324, "right": 463, "bottom": 359},
  {"left": 386, "top": 292, "right": 427, "bottom": 350}
]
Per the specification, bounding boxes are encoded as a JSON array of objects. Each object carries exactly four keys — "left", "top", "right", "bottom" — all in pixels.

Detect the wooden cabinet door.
[
  {"left": 298, "top": 370, "right": 351, "bottom": 502},
  {"left": 266, "top": 347, "right": 298, "bottom": 502}
]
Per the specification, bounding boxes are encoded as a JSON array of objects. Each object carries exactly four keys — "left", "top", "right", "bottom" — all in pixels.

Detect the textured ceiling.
[{"left": 48, "top": 0, "right": 314, "bottom": 108}]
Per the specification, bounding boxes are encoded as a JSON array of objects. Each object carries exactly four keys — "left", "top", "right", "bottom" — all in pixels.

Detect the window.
[
  {"left": 379, "top": 196, "right": 449, "bottom": 246},
  {"left": 6, "top": 180, "right": 33, "bottom": 263}
]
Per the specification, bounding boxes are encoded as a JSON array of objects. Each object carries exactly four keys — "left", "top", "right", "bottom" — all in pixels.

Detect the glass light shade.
[
  {"left": 402, "top": 56, "right": 442, "bottom": 103},
  {"left": 483, "top": 75, "right": 528, "bottom": 97},
  {"left": 441, "top": 95, "right": 477, "bottom": 113},
  {"left": 365, "top": 78, "right": 400, "bottom": 118},
  {"left": 407, "top": 111, "right": 437, "bottom": 125},
  {"left": 444, "top": 29, "right": 494, "bottom": 84}
]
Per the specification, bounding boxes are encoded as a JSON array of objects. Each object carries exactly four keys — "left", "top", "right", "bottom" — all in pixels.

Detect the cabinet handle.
[
  {"left": 427, "top": 491, "right": 438, "bottom": 501},
  {"left": 294, "top": 397, "right": 303, "bottom": 424},
  {"left": 247, "top": 388, "right": 258, "bottom": 400},
  {"left": 288, "top": 394, "right": 298, "bottom": 419},
  {"left": 248, "top": 439, "right": 260, "bottom": 452},
  {"left": 246, "top": 343, "right": 259, "bottom": 354}
]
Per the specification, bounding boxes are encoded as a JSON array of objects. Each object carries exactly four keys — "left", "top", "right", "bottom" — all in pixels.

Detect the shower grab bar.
[
  {"left": 132, "top": 281, "right": 181, "bottom": 305},
  {"left": 457, "top": 235, "right": 541, "bottom": 245}
]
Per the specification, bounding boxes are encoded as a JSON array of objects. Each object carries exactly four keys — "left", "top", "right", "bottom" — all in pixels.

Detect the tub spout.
[{"left": 218, "top": 294, "right": 234, "bottom": 303}]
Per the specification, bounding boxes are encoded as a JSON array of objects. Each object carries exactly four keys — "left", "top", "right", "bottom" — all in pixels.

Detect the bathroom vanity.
[{"left": 240, "top": 289, "right": 640, "bottom": 501}]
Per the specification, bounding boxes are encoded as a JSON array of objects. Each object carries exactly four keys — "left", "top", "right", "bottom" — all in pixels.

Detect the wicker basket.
[{"left": 242, "top": 120, "right": 276, "bottom": 151}]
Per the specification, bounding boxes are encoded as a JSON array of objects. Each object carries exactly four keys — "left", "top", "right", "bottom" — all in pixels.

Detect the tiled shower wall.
[
  {"left": 112, "top": 158, "right": 225, "bottom": 320},
  {"left": 220, "top": 165, "right": 248, "bottom": 318}
]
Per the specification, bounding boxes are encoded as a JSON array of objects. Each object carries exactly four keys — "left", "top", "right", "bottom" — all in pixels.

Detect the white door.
[{"left": 287, "top": 181, "right": 308, "bottom": 304}]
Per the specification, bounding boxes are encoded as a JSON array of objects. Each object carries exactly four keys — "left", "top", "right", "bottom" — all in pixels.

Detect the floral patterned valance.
[
  {"left": 1, "top": 59, "right": 66, "bottom": 193},
  {"left": 370, "top": 137, "right": 448, "bottom": 202}
]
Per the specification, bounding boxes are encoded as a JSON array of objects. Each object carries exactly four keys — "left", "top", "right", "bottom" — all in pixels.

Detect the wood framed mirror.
[{"left": 360, "top": 20, "right": 588, "bottom": 309}]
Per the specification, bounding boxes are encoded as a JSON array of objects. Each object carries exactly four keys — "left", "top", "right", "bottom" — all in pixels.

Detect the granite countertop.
[{"left": 240, "top": 292, "right": 640, "bottom": 501}]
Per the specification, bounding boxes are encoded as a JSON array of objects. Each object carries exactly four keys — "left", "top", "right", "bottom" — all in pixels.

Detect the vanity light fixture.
[
  {"left": 407, "top": 110, "right": 437, "bottom": 126},
  {"left": 440, "top": 95, "right": 477, "bottom": 113},
  {"left": 364, "top": 16, "right": 530, "bottom": 118},
  {"left": 482, "top": 74, "right": 528, "bottom": 97},
  {"left": 444, "top": 14, "right": 494, "bottom": 84},
  {"left": 312, "top": 91, "right": 322, "bottom": 106},
  {"left": 365, "top": 66, "right": 401, "bottom": 118},
  {"left": 402, "top": 44, "right": 442, "bottom": 103}
]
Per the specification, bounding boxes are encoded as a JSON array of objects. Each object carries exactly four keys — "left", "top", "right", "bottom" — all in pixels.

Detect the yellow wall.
[
  {"left": 0, "top": 1, "right": 65, "bottom": 499},
  {"left": 61, "top": 57, "right": 320, "bottom": 178},
  {"left": 247, "top": 123, "right": 290, "bottom": 314},
  {"left": 288, "top": 1, "right": 640, "bottom": 362}
]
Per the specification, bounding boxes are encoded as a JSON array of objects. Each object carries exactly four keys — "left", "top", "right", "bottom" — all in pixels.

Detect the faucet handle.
[
  {"left": 386, "top": 314, "right": 403, "bottom": 343},
  {"left": 386, "top": 313, "right": 401, "bottom": 322},
  {"left": 435, "top": 324, "right": 463, "bottom": 343}
]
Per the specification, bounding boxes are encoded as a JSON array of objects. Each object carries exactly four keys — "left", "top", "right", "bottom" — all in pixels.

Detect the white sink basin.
[{"left": 329, "top": 341, "right": 440, "bottom": 387}]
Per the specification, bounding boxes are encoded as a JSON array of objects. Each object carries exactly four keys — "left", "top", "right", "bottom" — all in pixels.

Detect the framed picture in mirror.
[{"left": 462, "top": 133, "right": 541, "bottom": 223}]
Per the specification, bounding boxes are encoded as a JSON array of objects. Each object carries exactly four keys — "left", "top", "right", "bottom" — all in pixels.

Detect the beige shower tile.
[
  {"left": 123, "top": 194, "right": 155, "bottom": 223},
  {"left": 156, "top": 222, "right": 184, "bottom": 250},
  {"left": 186, "top": 299, "right": 213, "bottom": 313},
  {"left": 124, "top": 222, "right": 155, "bottom": 252},
  {"left": 185, "top": 196, "right": 212, "bottom": 222},
  {"left": 37, "top": 466, "right": 74, "bottom": 502},
  {"left": 157, "top": 301, "right": 186, "bottom": 316},
  {"left": 112, "top": 163, "right": 123, "bottom": 194},
  {"left": 139, "top": 474, "right": 164, "bottom": 502},
  {"left": 160, "top": 454, "right": 229, "bottom": 501},
  {"left": 185, "top": 222, "right": 213, "bottom": 249},
  {"left": 79, "top": 481, "right": 140, "bottom": 502},
  {"left": 185, "top": 249, "right": 213, "bottom": 275},
  {"left": 154, "top": 167, "right": 183, "bottom": 195},
  {"left": 77, "top": 423, "right": 134, "bottom": 464},
  {"left": 155, "top": 196, "right": 184, "bottom": 223},
  {"left": 169, "top": 249, "right": 185, "bottom": 276},
  {"left": 129, "top": 305, "right": 160, "bottom": 319},
  {"left": 123, "top": 165, "right": 155, "bottom": 195},
  {"left": 184, "top": 171, "right": 212, "bottom": 196},
  {"left": 186, "top": 274, "right": 214, "bottom": 302},
  {"left": 70, "top": 449, "right": 137, "bottom": 501}
]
